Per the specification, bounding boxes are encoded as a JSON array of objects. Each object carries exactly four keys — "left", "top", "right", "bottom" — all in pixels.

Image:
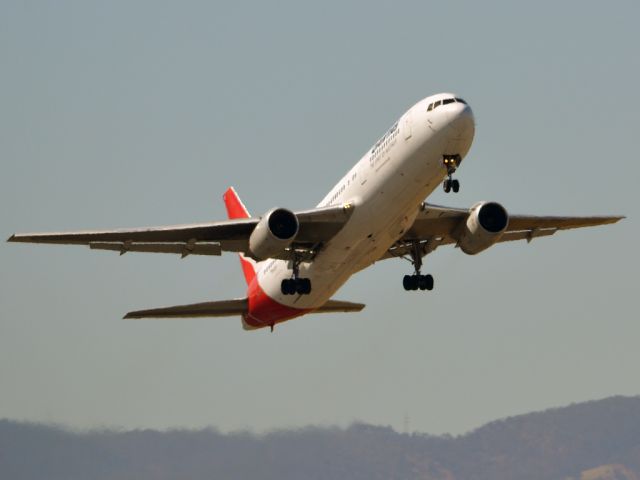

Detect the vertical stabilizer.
[
  {"left": 223, "top": 186, "right": 251, "bottom": 219},
  {"left": 223, "top": 187, "right": 256, "bottom": 285}
]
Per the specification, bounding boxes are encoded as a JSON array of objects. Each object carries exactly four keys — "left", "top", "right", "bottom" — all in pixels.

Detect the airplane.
[{"left": 8, "top": 93, "right": 623, "bottom": 331}]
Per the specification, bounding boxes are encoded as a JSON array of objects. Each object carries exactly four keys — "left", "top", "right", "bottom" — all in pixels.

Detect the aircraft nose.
[{"left": 449, "top": 103, "right": 475, "bottom": 136}]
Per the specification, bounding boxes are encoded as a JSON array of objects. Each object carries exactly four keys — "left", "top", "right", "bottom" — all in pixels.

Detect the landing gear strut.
[
  {"left": 281, "top": 250, "right": 312, "bottom": 295},
  {"left": 402, "top": 241, "right": 434, "bottom": 291},
  {"left": 442, "top": 155, "right": 461, "bottom": 193}
]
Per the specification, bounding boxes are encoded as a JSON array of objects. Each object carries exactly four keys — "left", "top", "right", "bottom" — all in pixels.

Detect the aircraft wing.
[
  {"left": 383, "top": 203, "right": 624, "bottom": 260},
  {"left": 7, "top": 204, "right": 353, "bottom": 259}
]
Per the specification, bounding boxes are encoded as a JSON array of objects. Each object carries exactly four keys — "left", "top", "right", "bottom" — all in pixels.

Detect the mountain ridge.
[{"left": 2, "top": 395, "right": 640, "bottom": 479}]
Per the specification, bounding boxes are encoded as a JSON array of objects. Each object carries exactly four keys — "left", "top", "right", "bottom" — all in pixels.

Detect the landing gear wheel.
[
  {"left": 281, "top": 278, "right": 312, "bottom": 295},
  {"left": 403, "top": 274, "right": 422, "bottom": 291},
  {"left": 424, "top": 274, "right": 434, "bottom": 291},
  {"left": 281, "top": 279, "right": 295, "bottom": 295},
  {"left": 296, "top": 278, "right": 312, "bottom": 295},
  {"left": 403, "top": 274, "right": 434, "bottom": 292},
  {"left": 443, "top": 178, "right": 459, "bottom": 193},
  {"left": 402, "top": 275, "right": 416, "bottom": 291},
  {"left": 416, "top": 274, "right": 434, "bottom": 291}
]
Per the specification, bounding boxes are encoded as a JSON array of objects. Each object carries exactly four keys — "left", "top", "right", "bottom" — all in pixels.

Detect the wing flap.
[
  {"left": 500, "top": 228, "right": 557, "bottom": 243},
  {"left": 124, "top": 298, "right": 248, "bottom": 319},
  {"left": 89, "top": 241, "right": 222, "bottom": 257},
  {"left": 506, "top": 215, "right": 624, "bottom": 231}
]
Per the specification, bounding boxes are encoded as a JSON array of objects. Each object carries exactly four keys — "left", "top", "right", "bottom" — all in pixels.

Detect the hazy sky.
[{"left": 1, "top": 1, "right": 638, "bottom": 435}]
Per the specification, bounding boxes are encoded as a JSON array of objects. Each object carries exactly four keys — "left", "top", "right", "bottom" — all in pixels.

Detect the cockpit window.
[{"left": 428, "top": 97, "right": 468, "bottom": 112}]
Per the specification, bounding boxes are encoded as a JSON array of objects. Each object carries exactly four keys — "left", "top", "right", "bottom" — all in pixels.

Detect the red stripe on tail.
[
  {"left": 223, "top": 187, "right": 256, "bottom": 285},
  {"left": 238, "top": 256, "right": 256, "bottom": 286}
]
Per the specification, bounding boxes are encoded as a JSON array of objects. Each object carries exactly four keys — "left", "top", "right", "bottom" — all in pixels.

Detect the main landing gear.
[
  {"left": 280, "top": 251, "right": 312, "bottom": 295},
  {"left": 442, "top": 154, "right": 461, "bottom": 193},
  {"left": 402, "top": 241, "right": 434, "bottom": 292}
]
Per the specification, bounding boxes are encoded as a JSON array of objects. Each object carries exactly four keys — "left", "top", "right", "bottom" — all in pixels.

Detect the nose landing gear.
[{"left": 443, "top": 155, "right": 461, "bottom": 193}]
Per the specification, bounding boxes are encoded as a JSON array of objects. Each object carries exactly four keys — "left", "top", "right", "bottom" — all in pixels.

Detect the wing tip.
[
  {"left": 7, "top": 234, "right": 46, "bottom": 243},
  {"left": 5, "top": 234, "right": 37, "bottom": 243},
  {"left": 123, "top": 310, "right": 148, "bottom": 319},
  {"left": 600, "top": 215, "right": 625, "bottom": 226}
]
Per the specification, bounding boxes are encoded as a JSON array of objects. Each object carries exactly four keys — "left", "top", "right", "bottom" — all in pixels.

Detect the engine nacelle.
[
  {"left": 249, "top": 208, "right": 299, "bottom": 260},
  {"left": 457, "top": 201, "right": 509, "bottom": 255}
]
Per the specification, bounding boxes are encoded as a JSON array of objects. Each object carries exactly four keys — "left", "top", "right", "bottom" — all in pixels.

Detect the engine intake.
[
  {"left": 457, "top": 201, "right": 509, "bottom": 255},
  {"left": 249, "top": 208, "right": 299, "bottom": 260},
  {"left": 267, "top": 209, "right": 298, "bottom": 239}
]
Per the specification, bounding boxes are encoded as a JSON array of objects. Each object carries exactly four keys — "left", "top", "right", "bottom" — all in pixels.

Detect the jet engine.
[
  {"left": 456, "top": 201, "right": 509, "bottom": 255},
  {"left": 249, "top": 208, "right": 299, "bottom": 260}
]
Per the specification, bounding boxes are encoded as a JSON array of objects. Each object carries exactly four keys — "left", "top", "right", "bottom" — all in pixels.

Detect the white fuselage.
[{"left": 255, "top": 93, "right": 475, "bottom": 310}]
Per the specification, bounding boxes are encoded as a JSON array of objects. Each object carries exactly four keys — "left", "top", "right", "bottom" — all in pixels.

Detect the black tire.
[
  {"left": 418, "top": 275, "right": 428, "bottom": 290},
  {"left": 296, "top": 278, "right": 311, "bottom": 295},
  {"left": 281, "top": 279, "right": 291, "bottom": 295},
  {"left": 402, "top": 275, "right": 412, "bottom": 291},
  {"left": 443, "top": 179, "right": 451, "bottom": 193},
  {"left": 425, "top": 274, "right": 434, "bottom": 291},
  {"left": 452, "top": 179, "right": 460, "bottom": 193}
]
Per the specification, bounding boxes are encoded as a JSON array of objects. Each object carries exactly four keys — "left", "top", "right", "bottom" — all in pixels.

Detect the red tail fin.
[
  {"left": 223, "top": 187, "right": 256, "bottom": 285},
  {"left": 223, "top": 186, "right": 251, "bottom": 219}
]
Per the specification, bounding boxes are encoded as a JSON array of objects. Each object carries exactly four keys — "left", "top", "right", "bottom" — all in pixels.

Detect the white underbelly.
[{"left": 258, "top": 147, "right": 446, "bottom": 310}]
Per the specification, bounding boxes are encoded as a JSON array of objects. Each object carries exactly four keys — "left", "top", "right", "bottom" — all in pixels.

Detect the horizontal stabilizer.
[
  {"left": 312, "top": 299, "right": 365, "bottom": 313},
  {"left": 124, "top": 298, "right": 247, "bottom": 319}
]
